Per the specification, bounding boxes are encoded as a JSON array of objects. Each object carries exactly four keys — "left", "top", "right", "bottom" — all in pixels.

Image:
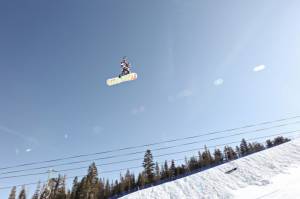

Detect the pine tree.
[
  {"left": 87, "top": 162, "right": 98, "bottom": 185},
  {"left": 266, "top": 139, "right": 273, "bottom": 148},
  {"left": 18, "top": 186, "right": 26, "bottom": 199},
  {"left": 111, "top": 180, "right": 120, "bottom": 196},
  {"left": 78, "top": 177, "right": 88, "bottom": 199},
  {"left": 88, "top": 163, "right": 99, "bottom": 199},
  {"left": 8, "top": 186, "right": 16, "bottom": 199},
  {"left": 202, "top": 146, "right": 213, "bottom": 167},
  {"left": 119, "top": 173, "right": 125, "bottom": 194},
  {"left": 137, "top": 173, "right": 145, "bottom": 189},
  {"left": 124, "top": 170, "right": 133, "bottom": 192},
  {"left": 240, "top": 139, "right": 249, "bottom": 156},
  {"left": 70, "top": 177, "right": 79, "bottom": 199},
  {"left": 175, "top": 166, "right": 181, "bottom": 176},
  {"left": 77, "top": 163, "right": 99, "bottom": 199},
  {"left": 224, "top": 146, "right": 237, "bottom": 161},
  {"left": 248, "top": 143, "right": 254, "bottom": 154},
  {"left": 198, "top": 151, "right": 203, "bottom": 168},
  {"left": 170, "top": 160, "right": 176, "bottom": 178},
  {"left": 177, "top": 164, "right": 186, "bottom": 176},
  {"left": 231, "top": 147, "right": 238, "bottom": 159},
  {"left": 154, "top": 162, "right": 161, "bottom": 182},
  {"left": 160, "top": 164, "right": 165, "bottom": 180},
  {"left": 213, "top": 149, "right": 223, "bottom": 164},
  {"left": 130, "top": 173, "right": 136, "bottom": 191},
  {"left": 98, "top": 178, "right": 105, "bottom": 198},
  {"left": 273, "top": 136, "right": 290, "bottom": 146},
  {"left": 142, "top": 150, "right": 155, "bottom": 184},
  {"left": 235, "top": 146, "right": 241, "bottom": 158},
  {"left": 224, "top": 146, "right": 229, "bottom": 161},
  {"left": 164, "top": 160, "right": 170, "bottom": 178},
  {"left": 103, "top": 179, "right": 111, "bottom": 199},
  {"left": 188, "top": 156, "right": 198, "bottom": 171},
  {"left": 252, "top": 142, "right": 265, "bottom": 152}
]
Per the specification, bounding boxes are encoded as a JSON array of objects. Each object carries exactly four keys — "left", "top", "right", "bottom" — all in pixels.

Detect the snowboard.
[{"left": 106, "top": 73, "right": 138, "bottom": 86}]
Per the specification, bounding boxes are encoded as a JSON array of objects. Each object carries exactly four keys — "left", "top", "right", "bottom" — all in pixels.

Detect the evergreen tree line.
[{"left": 8, "top": 136, "right": 290, "bottom": 199}]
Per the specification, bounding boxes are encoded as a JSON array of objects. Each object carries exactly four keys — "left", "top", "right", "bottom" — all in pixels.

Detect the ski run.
[{"left": 120, "top": 138, "right": 300, "bottom": 199}]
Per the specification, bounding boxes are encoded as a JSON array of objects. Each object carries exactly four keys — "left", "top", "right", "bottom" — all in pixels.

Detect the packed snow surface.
[{"left": 121, "top": 139, "right": 300, "bottom": 199}]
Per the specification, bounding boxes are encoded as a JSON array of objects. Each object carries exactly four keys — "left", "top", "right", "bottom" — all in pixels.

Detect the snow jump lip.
[{"left": 106, "top": 73, "right": 138, "bottom": 86}]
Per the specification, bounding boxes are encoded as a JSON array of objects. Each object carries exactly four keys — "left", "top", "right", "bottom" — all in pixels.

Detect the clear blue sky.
[{"left": 1, "top": 0, "right": 300, "bottom": 197}]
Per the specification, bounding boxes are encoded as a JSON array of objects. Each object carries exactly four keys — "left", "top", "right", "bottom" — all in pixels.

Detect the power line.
[
  {"left": 1, "top": 120, "right": 300, "bottom": 177},
  {"left": 1, "top": 115, "right": 299, "bottom": 172},
  {"left": 1, "top": 130, "right": 299, "bottom": 180},
  {"left": 1, "top": 115, "right": 299, "bottom": 171},
  {"left": 1, "top": 121, "right": 300, "bottom": 177},
  {"left": 1, "top": 133, "right": 299, "bottom": 190}
]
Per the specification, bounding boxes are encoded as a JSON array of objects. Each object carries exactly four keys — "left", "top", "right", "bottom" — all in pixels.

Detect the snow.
[
  {"left": 121, "top": 139, "right": 300, "bottom": 199},
  {"left": 232, "top": 167, "right": 300, "bottom": 199}
]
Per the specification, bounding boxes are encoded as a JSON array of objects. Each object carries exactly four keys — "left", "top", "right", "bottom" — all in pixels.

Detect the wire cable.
[
  {"left": 1, "top": 115, "right": 299, "bottom": 171},
  {"left": 0, "top": 133, "right": 298, "bottom": 190},
  {"left": 1, "top": 130, "right": 299, "bottom": 180},
  {"left": 1, "top": 121, "right": 300, "bottom": 176},
  {"left": 1, "top": 121, "right": 300, "bottom": 177}
]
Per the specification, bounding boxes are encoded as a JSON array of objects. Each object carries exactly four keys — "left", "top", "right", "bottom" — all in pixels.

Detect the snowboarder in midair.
[
  {"left": 119, "top": 56, "right": 131, "bottom": 78},
  {"left": 106, "top": 56, "right": 137, "bottom": 86}
]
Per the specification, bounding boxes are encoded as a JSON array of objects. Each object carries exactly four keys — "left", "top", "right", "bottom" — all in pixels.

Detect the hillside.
[{"left": 120, "top": 138, "right": 300, "bottom": 199}]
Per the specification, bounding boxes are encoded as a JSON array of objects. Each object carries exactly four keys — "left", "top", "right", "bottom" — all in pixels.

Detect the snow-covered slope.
[{"left": 121, "top": 139, "right": 300, "bottom": 199}]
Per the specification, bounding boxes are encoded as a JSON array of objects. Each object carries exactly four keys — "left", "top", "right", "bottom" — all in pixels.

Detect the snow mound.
[{"left": 120, "top": 138, "right": 300, "bottom": 199}]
